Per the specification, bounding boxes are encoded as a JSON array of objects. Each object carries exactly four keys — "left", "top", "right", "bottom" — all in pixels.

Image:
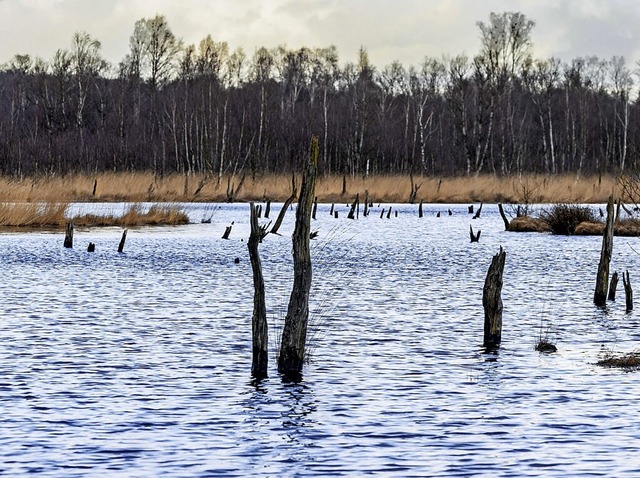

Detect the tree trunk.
[
  {"left": 594, "top": 195, "right": 615, "bottom": 307},
  {"left": 608, "top": 271, "right": 619, "bottom": 301},
  {"left": 278, "top": 136, "right": 319, "bottom": 376},
  {"left": 248, "top": 202, "right": 269, "bottom": 378},
  {"left": 498, "top": 203, "right": 510, "bottom": 230},
  {"left": 483, "top": 247, "right": 506, "bottom": 349},
  {"left": 623, "top": 270, "right": 633, "bottom": 313},
  {"left": 118, "top": 229, "right": 128, "bottom": 253},
  {"left": 270, "top": 174, "right": 297, "bottom": 236},
  {"left": 64, "top": 222, "right": 73, "bottom": 249}
]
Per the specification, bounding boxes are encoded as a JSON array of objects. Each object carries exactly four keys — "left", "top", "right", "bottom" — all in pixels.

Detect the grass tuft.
[
  {"left": 539, "top": 204, "right": 597, "bottom": 235},
  {"left": 597, "top": 351, "right": 640, "bottom": 369}
]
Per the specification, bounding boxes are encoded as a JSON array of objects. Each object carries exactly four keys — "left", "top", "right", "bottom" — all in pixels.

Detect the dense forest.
[{"left": 0, "top": 12, "right": 638, "bottom": 179}]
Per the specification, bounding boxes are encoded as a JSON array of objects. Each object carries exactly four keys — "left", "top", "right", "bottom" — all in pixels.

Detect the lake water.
[{"left": 2, "top": 201, "right": 640, "bottom": 477}]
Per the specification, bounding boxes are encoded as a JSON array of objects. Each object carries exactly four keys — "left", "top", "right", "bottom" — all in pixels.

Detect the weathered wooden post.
[
  {"left": 483, "top": 247, "right": 506, "bottom": 349},
  {"left": 594, "top": 195, "right": 615, "bottom": 307},
  {"left": 623, "top": 270, "right": 633, "bottom": 313},
  {"left": 248, "top": 202, "right": 270, "bottom": 378},
  {"left": 64, "top": 222, "right": 73, "bottom": 248},
  {"left": 608, "top": 271, "right": 619, "bottom": 301},
  {"left": 380, "top": 208, "right": 385, "bottom": 219},
  {"left": 329, "top": 203, "right": 334, "bottom": 216},
  {"left": 118, "top": 229, "right": 128, "bottom": 253},
  {"left": 278, "top": 135, "right": 319, "bottom": 376}
]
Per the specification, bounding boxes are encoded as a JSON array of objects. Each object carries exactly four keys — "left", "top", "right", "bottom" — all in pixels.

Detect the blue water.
[{"left": 1, "top": 202, "right": 640, "bottom": 476}]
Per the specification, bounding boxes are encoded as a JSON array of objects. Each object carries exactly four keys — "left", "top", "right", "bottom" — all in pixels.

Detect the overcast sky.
[{"left": 1, "top": 0, "right": 639, "bottom": 70}]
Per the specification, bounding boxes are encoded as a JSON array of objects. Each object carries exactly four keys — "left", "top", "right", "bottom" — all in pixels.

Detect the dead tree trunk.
[
  {"left": 364, "top": 190, "right": 369, "bottom": 216},
  {"left": 470, "top": 225, "right": 481, "bottom": 242},
  {"left": 92, "top": 179, "right": 97, "bottom": 196},
  {"left": 248, "top": 202, "right": 270, "bottom": 378},
  {"left": 608, "top": 271, "right": 619, "bottom": 301},
  {"left": 347, "top": 193, "right": 359, "bottom": 219},
  {"left": 623, "top": 270, "right": 633, "bottom": 313},
  {"left": 278, "top": 136, "right": 319, "bottom": 376},
  {"left": 594, "top": 195, "right": 615, "bottom": 307},
  {"left": 118, "top": 229, "right": 128, "bottom": 253},
  {"left": 418, "top": 200, "right": 423, "bottom": 218},
  {"left": 87, "top": 242, "right": 95, "bottom": 252},
  {"left": 64, "top": 222, "right": 73, "bottom": 248},
  {"left": 312, "top": 197, "right": 318, "bottom": 220},
  {"left": 265, "top": 200, "right": 271, "bottom": 218},
  {"left": 222, "top": 223, "right": 233, "bottom": 239},
  {"left": 483, "top": 247, "right": 506, "bottom": 349},
  {"left": 498, "top": 203, "right": 510, "bottom": 230},
  {"left": 270, "top": 174, "right": 297, "bottom": 235},
  {"left": 473, "top": 202, "right": 483, "bottom": 219}
]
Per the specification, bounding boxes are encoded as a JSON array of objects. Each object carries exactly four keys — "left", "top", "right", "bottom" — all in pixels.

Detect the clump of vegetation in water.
[
  {"left": 539, "top": 204, "right": 596, "bottom": 235},
  {"left": 597, "top": 350, "right": 640, "bottom": 369},
  {"left": 535, "top": 320, "right": 557, "bottom": 353}
]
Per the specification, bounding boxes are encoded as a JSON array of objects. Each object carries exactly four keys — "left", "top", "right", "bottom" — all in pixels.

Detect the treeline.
[{"left": 0, "top": 12, "right": 638, "bottom": 178}]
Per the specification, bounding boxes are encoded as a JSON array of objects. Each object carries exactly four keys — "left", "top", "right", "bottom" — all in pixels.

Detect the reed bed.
[
  {"left": 0, "top": 172, "right": 620, "bottom": 204},
  {"left": 0, "top": 202, "right": 189, "bottom": 229}
]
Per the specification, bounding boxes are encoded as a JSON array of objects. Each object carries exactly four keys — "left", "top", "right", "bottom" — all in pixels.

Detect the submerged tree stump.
[
  {"left": 87, "top": 242, "right": 95, "bottom": 252},
  {"left": 364, "top": 190, "right": 370, "bottom": 217},
  {"left": 473, "top": 202, "right": 483, "bottom": 219},
  {"left": 623, "top": 270, "right": 633, "bottom": 313},
  {"left": 278, "top": 135, "right": 319, "bottom": 377},
  {"left": 418, "top": 200, "right": 424, "bottom": 218},
  {"left": 608, "top": 271, "right": 619, "bottom": 301},
  {"left": 347, "top": 193, "right": 360, "bottom": 219},
  {"left": 470, "top": 225, "right": 481, "bottom": 242},
  {"left": 483, "top": 247, "right": 506, "bottom": 349},
  {"left": 498, "top": 203, "right": 510, "bottom": 230},
  {"left": 271, "top": 174, "right": 297, "bottom": 235},
  {"left": 248, "top": 202, "right": 270, "bottom": 378},
  {"left": 265, "top": 200, "right": 271, "bottom": 219},
  {"left": 118, "top": 229, "right": 128, "bottom": 253},
  {"left": 222, "top": 223, "right": 233, "bottom": 240},
  {"left": 64, "top": 222, "right": 73, "bottom": 248},
  {"left": 594, "top": 195, "right": 615, "bottom": 307}
]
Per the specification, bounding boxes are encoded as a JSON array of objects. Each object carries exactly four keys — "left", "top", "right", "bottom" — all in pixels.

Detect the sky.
[{"left": 1, "top": 0, "right": 639, "bottom": 70}]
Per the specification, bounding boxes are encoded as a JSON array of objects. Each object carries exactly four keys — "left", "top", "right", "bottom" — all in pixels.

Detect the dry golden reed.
[
  {"left": 0, "top": 202, "right": 188, "bottom": 229},
  {"left": 0, "top": 172, "right": 619, "bottom": 204}
]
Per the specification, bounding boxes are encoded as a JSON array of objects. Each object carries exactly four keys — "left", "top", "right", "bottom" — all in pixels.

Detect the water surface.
[{"left": 1, "top": 202, "right": 639, "bottom": 476}]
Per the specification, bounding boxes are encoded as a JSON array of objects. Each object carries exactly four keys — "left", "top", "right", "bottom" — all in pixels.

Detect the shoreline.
[{"left": 0, "top": 172, "right": 619, "bottom": 205}]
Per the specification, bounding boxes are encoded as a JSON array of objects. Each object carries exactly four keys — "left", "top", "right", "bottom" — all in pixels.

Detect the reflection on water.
[{"left": 1, "top": 202, "right": 640, "bottom": 476}]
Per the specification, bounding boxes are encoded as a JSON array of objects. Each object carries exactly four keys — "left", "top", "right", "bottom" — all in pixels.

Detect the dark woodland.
[{"left": 0, "top": 12, "right": 638, "bottom": 179}]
